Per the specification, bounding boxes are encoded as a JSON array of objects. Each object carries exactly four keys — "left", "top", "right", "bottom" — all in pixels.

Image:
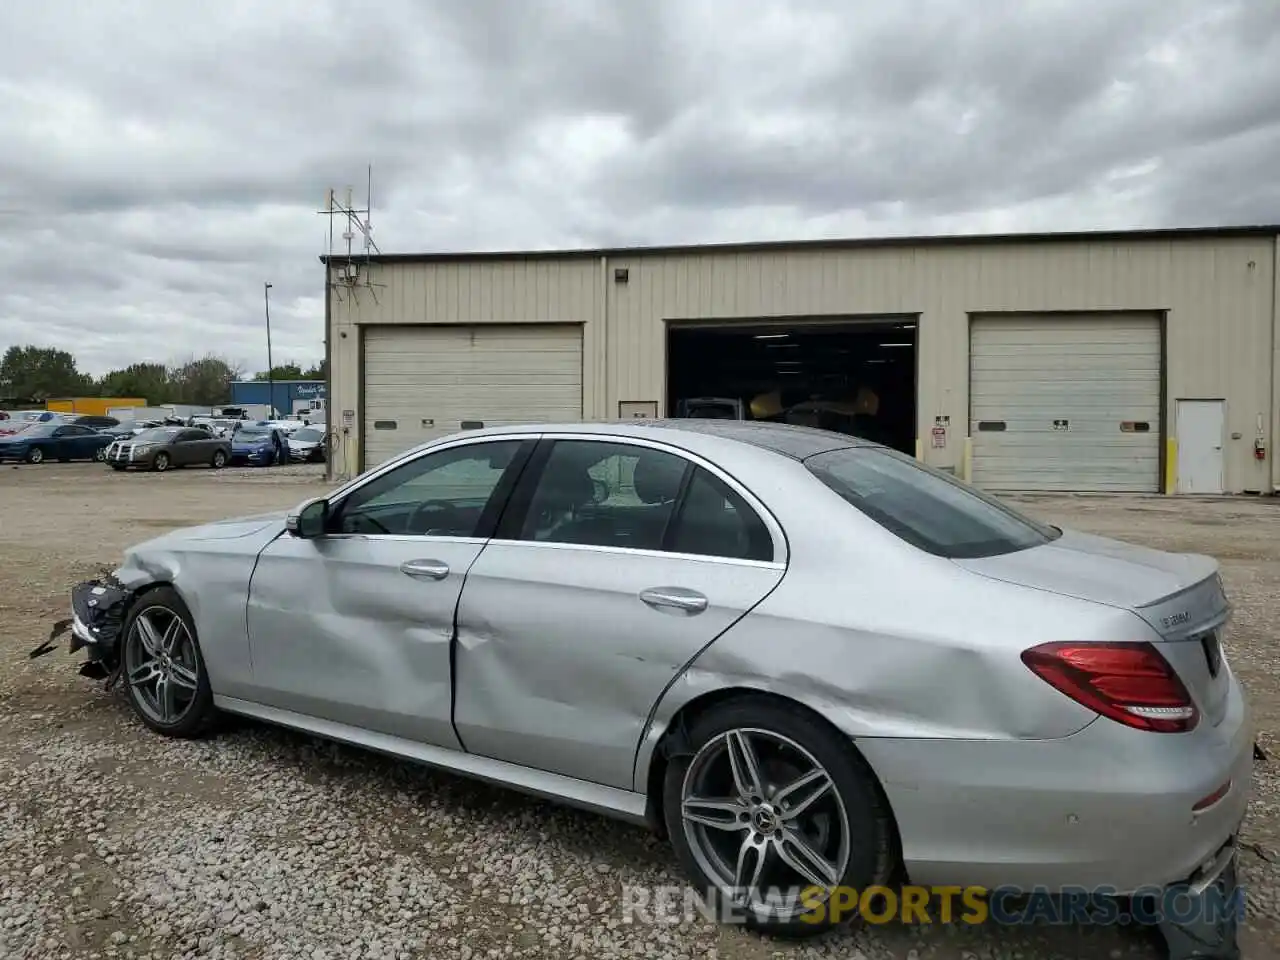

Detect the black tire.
[
  {"left": 119, "top": 586, "right": 216, "bottom": 738},
  {"left": 210, "top": 449, "right": 227, "bottom": 469},
  {"left": 110, "top": 464, "right": 127, "bottom": 471},
  {"left": 662, "top": 695, "right": 897, "bottom": 938},
  {"left": 26, "top": 446, "right": 44, "bottom": 464},
  {"left": 153, "top": 451, "right": 170, "bottom": 472},
  {"left": 94, "top": 447, "right": 107, "bottom": 462}
]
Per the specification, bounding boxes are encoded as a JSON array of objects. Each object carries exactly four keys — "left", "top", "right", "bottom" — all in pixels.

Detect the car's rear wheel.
[
  {"left": 663, "top": 696, "right": 897, "bottom": 937},
  {"left": 211, "top": 449, "right": 227, "bottom": 469},
  {"left": 121, "top": 587, "right": 216, "bottom": 738},
  {"left": 153, "top": 452, "right": 170, "bottom": 472},
  {"left": 25, "top": 447, "right": 43, "bottom": 464}
]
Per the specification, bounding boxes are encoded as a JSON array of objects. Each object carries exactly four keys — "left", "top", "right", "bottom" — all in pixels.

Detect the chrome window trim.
[
  {"left": 483, "top": 537, "right": 786, "bottom": 570},
  {"left": 321, "top": 428, "right": 788, "bottom": 564}
]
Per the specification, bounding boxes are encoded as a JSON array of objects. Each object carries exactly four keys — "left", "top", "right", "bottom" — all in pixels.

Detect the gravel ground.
[{"left": 1, "top": 463, "right": 1278, "bottom": 960}]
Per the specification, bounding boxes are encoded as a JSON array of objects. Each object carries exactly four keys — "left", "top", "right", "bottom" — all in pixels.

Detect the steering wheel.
[{"left": 407, "top": 499, "right": 462, "bottom": 535}]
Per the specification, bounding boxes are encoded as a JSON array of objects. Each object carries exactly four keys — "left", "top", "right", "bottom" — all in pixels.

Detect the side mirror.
[{"left": 287, "top": 498, "right": 329, "bottom": 538}]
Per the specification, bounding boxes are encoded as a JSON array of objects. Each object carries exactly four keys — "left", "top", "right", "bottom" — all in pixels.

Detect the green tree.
[
  {"left": 98, "top": 362, "right": 171, "bottom": 405},
  {"left": 168, "top": 354, "right": 243, "bottom": 406},
  {"left": 0, "top": 345, "right": 92, "bottom": 399},
  {"left": 301, "top": 359, "right": 328, "bottom": 380},
  {"left": 253, "top": 363, "right": 305, "bottom": 381}
]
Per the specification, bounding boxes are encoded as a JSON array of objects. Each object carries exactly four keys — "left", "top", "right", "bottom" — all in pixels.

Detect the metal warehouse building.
[{"left": 323, "top": 225, "right": 1280, "bottom": 496}]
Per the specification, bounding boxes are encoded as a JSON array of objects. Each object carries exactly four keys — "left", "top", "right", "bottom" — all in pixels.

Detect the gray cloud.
[{"left": 1, "top": 0, "right": 1277, "bottom": 376}]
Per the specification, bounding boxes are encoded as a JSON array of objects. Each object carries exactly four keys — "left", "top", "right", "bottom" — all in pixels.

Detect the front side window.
[
  {"left": 333, "top": 440, "right": 523, "bottom": 538},
  {"left": 519, "top": 440, "right": 688, "bottom": 550},
  {"left": 805, "top": 446, "right": 1059, "bottom": 559}
]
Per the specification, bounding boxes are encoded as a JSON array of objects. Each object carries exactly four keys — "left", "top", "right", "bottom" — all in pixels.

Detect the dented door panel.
[
  {"left": 452, "top": 540, "right": 784, "bottom": 789},
  {"left": 246, "top": 534, "right": 485, "bottom": 748}
]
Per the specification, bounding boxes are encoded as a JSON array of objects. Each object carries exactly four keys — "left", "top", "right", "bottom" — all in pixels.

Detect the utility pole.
[{"left": 264, "top": 282, "right": 275, "bottom": 418}]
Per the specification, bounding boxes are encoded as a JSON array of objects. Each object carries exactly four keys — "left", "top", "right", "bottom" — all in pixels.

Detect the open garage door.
[
  {"left": 666, "top": 319, "right": 918, "bottom": 455},
  {"left": 969, "top": 313, "right": 1162, "bottom": 492},
  {"left": 362, "top": 323, "right": 583, "bottom": 469}
]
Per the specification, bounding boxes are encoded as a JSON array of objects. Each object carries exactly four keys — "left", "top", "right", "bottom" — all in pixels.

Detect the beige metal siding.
[
  {"left": 970, "top": 314, "right": 1162, "bottom": 492},
  {"left": 329, "top": 234, "right": 1277, "bottom": 492},
  {"left": 362, "top": 324, "right": 583, "bottom": 468}
]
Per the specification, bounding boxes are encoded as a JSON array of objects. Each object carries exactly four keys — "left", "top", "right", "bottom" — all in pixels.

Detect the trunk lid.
[{"left": 956, "top": 528, "right": 1232, "bottom": 726}]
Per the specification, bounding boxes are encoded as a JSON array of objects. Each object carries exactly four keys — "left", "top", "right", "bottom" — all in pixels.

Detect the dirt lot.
[{"left": 1, "top": 462, "right": 1278, "bottom": 960}]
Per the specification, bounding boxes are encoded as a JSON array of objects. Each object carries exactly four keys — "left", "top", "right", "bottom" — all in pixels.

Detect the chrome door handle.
[
  {"left": 400, "top": 559, "right": 450, "bottom": 580},
  {"left": 639, "top": 587, "right": 708, "bottom": 615}
]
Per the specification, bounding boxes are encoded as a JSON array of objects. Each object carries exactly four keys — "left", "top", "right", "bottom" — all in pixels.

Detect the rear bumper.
[{"left": 857, "top": 676, "right": 1254, "bottom": 893}]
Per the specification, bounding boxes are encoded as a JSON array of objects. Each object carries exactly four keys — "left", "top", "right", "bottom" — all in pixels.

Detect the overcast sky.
[{"left": 2, "top": 0, "right": 1278, "bottom": 377}]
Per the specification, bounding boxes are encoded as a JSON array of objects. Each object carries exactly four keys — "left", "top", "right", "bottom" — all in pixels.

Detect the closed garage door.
[
  {"left": 969, "top": 313, "right": 1161, "bottom": 492},
  {"left": 362, "top": 323, "right": 583, "bottom": 468}
]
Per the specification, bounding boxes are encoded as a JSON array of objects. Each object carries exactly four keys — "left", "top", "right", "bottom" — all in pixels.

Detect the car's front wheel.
[
  {"left": 210, "top": 449, "right": 227, "bottom": 469},
  {"left": 94, "top": 447, "right": 107, "bottom": 462},
  {"left": 663, "top": 696, "right": 897, "bottom": 937},
  {"left": 152, "top": 452, "right": 170, "bottom": 472},
  {"left": 120, "top": 587, "right": 216, "bottom": 738}
]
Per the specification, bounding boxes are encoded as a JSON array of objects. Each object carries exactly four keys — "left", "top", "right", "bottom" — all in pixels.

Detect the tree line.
[{"left": 0, "top": 345, "right": 326, "bottom": 408}]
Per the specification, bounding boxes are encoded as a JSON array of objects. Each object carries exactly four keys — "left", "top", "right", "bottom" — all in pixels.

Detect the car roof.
[{"left": 437, "top": 419, "right": 878, "bottom": 461}]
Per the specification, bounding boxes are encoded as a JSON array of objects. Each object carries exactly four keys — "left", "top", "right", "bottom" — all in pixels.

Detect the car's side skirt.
[{"left": 214, "top": 696, "right": 650, "bottom": 825}]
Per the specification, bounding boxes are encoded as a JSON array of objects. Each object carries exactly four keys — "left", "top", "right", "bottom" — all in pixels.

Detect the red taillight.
[{"left": 1021, "top": 641, "right": 1198, "bottom": 733}]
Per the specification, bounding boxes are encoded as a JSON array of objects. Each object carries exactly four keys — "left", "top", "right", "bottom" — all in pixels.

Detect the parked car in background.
[
  {"left": 0, "top": 411, "right": 65, "bottom": 436},
  {"left": 104, "top": 426, "right": 231, "bottom": 472},
  {"left": 287, "top": 425, "right": 328, "bottom": 463},
  {"left": 230, "top": 422, "right": 287, "bottom": 466},
  {"left": 0, "top": 422, "right": 114, "bottom": 463}
]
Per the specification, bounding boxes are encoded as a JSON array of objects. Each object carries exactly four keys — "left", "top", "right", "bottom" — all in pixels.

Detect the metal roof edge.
[{"left": 319, "top": 224, "right": 1280, "bottom": 266}]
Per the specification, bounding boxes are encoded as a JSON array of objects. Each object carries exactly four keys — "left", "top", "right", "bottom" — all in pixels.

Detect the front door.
[
  {"left": 453, "top": 436, "right": 786, "bottom": 789},
  {"left": 1176, "top": 400, "right": 1225, "bottom": 494},
  {"left": 245, "top": 436, "right": 534, "bottom": 748}
]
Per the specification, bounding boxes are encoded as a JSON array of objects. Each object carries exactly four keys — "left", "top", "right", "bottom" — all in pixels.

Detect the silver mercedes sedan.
[{"left": 64, "top": 420, "right": 1251, "bottom": 935}]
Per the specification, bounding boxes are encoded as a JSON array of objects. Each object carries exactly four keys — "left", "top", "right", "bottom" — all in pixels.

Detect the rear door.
[
  {"left": 452, "top": 435, "right": 786, "bottom": 789},
  {"left": 170, "top": 430, "right": 201, "bottom": 465}
]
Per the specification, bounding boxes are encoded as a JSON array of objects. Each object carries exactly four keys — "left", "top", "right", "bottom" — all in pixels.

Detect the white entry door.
[{"left": 1176, "top": 400, "right": 1225, "bottom": 495}]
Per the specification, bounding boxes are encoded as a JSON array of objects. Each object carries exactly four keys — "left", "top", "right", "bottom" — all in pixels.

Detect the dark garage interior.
[{"left": 666, "top": 319, "right": 918, "bottom": 454}]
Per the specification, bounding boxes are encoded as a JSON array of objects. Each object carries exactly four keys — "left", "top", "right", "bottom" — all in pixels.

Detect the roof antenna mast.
[{"left": 320, "top": 164, "right": 382, "bottom": 305}]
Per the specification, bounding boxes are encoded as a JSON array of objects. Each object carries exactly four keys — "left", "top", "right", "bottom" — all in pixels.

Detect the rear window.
[{"left": 805, "top": 446, "right": 1060, "bottom": 559}]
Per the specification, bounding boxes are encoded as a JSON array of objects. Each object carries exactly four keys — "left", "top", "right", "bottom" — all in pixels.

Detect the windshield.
[
  {"left": 236, "top": 426, "right": 270, "bottom": 439},
  {"left": 135, "top": 427, "right": 181, "bottom": 443},
  {"left": 293, "top": 428, "right": 324, "bottom": 442},
  {"left": 805, "top": 446, "right": 1060, "bottom": 559}
]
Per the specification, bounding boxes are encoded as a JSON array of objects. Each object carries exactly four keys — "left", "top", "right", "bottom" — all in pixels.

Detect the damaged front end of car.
[{"left": 30, "top": 576, "right": 136, "bottom": 687}]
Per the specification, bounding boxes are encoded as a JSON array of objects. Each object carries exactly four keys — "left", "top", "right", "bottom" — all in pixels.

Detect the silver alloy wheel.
[
  {"left": 212, "top": 450, "right": 226, "bottom": 468},
  {"left": 680, "top": 728, "right": 851, "bottom": 921},
  {"left": 124, "top": 606, "right": 201, "bottom": 726},
  {"left": 154, "top": 452, "right": 169, "bottom": 471},
  {"left": 94, "top": 447, "right": 106, "bottom": 461},
  {"left": 28, "top": 447, "right": 43, "bottom": 463}
]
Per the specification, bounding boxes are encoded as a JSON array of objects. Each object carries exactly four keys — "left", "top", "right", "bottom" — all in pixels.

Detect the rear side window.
[
  {"left": 805, "top": 447, "right": 1059, "bottom": 559},
  {"left": 667, "top": 467, "right": 774, "bottom": 562}
]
